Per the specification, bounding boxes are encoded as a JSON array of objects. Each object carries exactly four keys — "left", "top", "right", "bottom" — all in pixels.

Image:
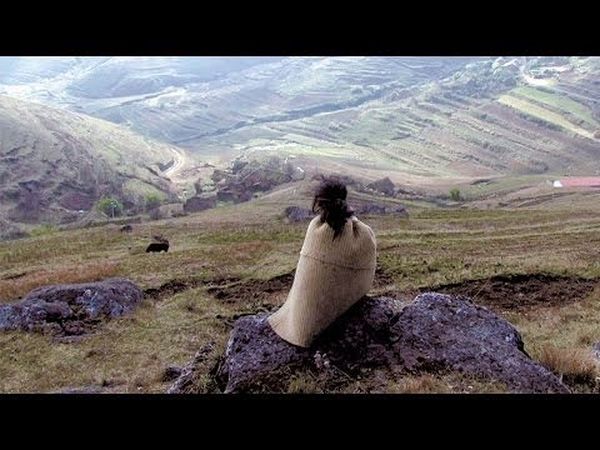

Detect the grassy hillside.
[
  {"left": 1, "top": 192, "right": 600, "bottom": 393},
  {"left": 0, "top": 95, "right": 190, "bottom": 236}
]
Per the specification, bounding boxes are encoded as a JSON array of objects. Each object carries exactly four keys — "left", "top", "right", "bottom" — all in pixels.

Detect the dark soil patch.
[
  {"left": 562, "top": 373, "right": 600, "bottom": 392},
  {"left": 428, "top": 273, "right": 598, "bottom": 312},
  {"left": 372, "top": 266, "right": 419, "bottom": 302},
  {"left": 146, "top": 266, "right": 404, "bottom": 315},
  {"left": 143, "top": 276, "right": 240, "bottom": 301},
  {"left": 161, "top": 366, "right": 184, "bottom": 382},
  {"left": 205, "top": 266, "right": 396, "bottom": 305},
  {"left": 207, "top": 272, "right": 294, "bottom": 305}
]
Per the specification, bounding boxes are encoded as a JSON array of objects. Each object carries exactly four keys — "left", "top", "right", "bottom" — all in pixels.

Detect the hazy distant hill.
[
  {"left": 0, "top": 95, "right": 184, "bottom": 234},
  {"left": 167, "top": 56, "right": 600, "bottom": 179},
  {"left": 0, "top": 57, "right": 475, "bottom": 152},
  {"left": 2, "top": 56, "right": 598, "bottom": 180},
  {"left": 1, "top": 56, "right": 599, "bottom": 235}
]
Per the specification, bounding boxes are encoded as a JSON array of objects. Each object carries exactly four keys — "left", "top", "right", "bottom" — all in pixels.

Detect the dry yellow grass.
[
  {"left": 2, "top": 196, "right": 600, "bottom": 393},
  {"left": 0, "top": 261, "right": 119, "bottom": 302},
  {"left": 0, "top": 287, "right": 230, "bottom": 393},
  {"left": 390, "top": 375, "right": 449, "bottom": 393},
  {"left": 537, "top": 344, "right": 598, "bottom": 383},
  {"left": 286, "top": 373, "right": 324, "bottom": 394}
]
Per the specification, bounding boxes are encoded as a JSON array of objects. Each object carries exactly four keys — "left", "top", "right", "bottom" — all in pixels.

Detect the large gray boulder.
[
  {"left": 202, "top": 293, "right": 568, "bottom": 393},
  {"left": 0, "top": 278, "right": 143, "bottom": 336}
]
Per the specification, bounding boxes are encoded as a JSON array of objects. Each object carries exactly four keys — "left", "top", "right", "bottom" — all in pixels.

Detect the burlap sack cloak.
[{"left": 268, "top": 215, "right": 376, "bottom": 347}]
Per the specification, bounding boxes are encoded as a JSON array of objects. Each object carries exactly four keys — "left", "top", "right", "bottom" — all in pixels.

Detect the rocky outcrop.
[
  {"left": 311, "top": 174, "right": 362, "bottom": 190},
  {"left": 217, "top": 188, "right": 252, "bottom": 204},
  {"left": 166, "top": 343, "right": 216, "bottom": 394},
  {"left": 355, "top": 203, "right": 409, "bottom": 217},
  {"left": 290, "top": 167, "right": 306, "bottom": 181},
  {"left": 0, "top": 278, "right": 144, "bottom": 337},
  {"left": 357, "top": 203, "right": 386, "bottom": 215},
  {"left": 367, "top": 177, "right": 396, "bottom": 196},
  {"left": 212, "top": 157, "right": 305, "bottom": 204},
  {"left": 200, "top": 293, "right": 568, "bottom": 393},
  {"left": 283, "top": 206, "right": 314, "bottom": 222},
  {"left": 183, "top": 196, "right": 217, "bottom": 213}
]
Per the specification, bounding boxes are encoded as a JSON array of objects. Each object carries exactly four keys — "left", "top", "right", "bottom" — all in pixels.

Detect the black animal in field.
[
  {"left": 120, "top": 224, "right": 133, "bottom": 233},
  {"left": 146, "top": 235, "right": 169, "bottom": 253}
]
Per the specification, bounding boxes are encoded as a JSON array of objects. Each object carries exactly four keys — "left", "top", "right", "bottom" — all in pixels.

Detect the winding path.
[{"left": 164, "top": 146, "right": 186, "bottom": 180}]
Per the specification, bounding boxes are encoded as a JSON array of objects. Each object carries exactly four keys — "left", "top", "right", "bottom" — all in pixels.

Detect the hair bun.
[{"left": 312, "top": 177, "right": 354, "bottom": 239}]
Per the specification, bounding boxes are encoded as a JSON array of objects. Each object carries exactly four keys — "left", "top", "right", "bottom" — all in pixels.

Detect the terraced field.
[
  {"left": 160, "top": 58, "right": 599, "bottom": 184},
  {"left": 2, "top": 57, "right": 598, "bottom": 188}
]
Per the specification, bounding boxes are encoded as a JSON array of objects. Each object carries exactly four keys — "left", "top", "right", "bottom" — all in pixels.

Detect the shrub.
[
  {"left": 96, "top": 197, "right": 123, "bottom": 218},
  {"left": 145, "top": 194, "right": 162, "bottom": 212},
  {"left": 449, "top": 188, "right": 461, "bottom": 202}
]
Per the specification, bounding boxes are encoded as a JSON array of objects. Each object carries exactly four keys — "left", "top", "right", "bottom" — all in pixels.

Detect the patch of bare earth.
[{"left": 429, "top": 273, "right": 598, "bottom": 313}]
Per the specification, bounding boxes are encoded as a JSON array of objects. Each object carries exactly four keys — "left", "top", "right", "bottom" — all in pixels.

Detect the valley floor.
[{"left": 2, "top": 199, "right": 600, "bottom": 393}]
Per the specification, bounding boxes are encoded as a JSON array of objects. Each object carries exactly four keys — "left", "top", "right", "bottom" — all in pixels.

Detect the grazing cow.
[
  {"left": 146, "top": 235, "right": 169, "bottom": 253},
  {"left": 146, "top": 242, "right": 169, "bottom": 253}
]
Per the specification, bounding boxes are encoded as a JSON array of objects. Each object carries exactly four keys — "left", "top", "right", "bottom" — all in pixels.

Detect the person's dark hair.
[{"left": 312, "top": 177, "right": 354, "bottom": 239}]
